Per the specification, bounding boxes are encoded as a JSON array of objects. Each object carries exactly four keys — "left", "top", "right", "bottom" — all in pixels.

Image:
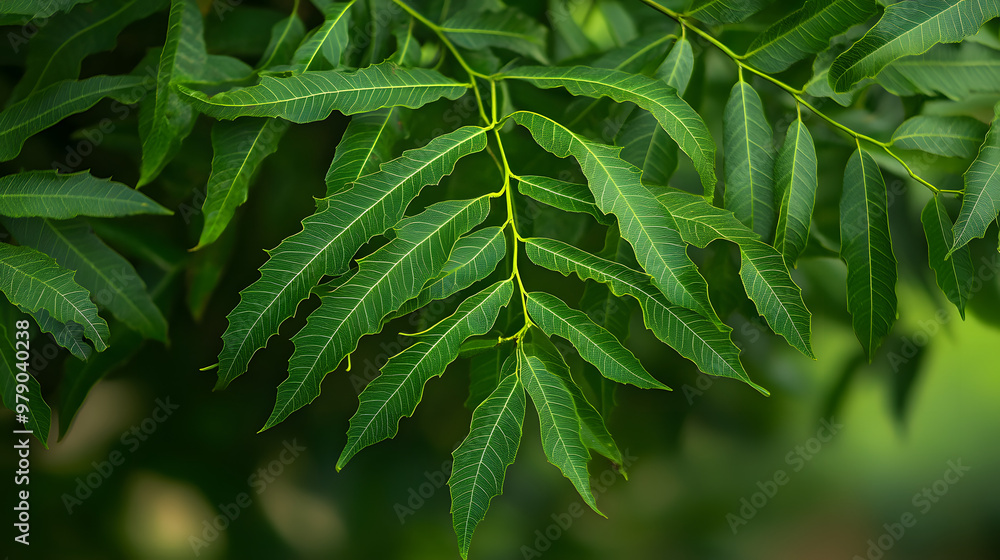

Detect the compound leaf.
[
  {"left": 215, "top": 126, "right": 487, "bottom": 390},
  {"left": 511, "top": 111, "right": 717, "bottom": 322},
  {"left": 270, "top": 198, "right": 492, "bottom": 431}
]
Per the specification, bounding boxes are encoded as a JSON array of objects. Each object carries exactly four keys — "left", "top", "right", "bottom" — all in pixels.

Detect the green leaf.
[
  {"left": 875, "top": 42, "right": 1000, "bottom": 100},
  {"left": 0, "top": 243, "right": 109, "bottom": 351},
  {"left": 441, "top": 6, "right": 549, "bottom": 63},
  {"left": 0, "top": 0, "right": 92, "bottom": 18},
  {"left": 178, "top": 63, "right": 469, "bottom": 123},
  {"left": 524, "top": 333, "right": 626, "bottom": 474},
  {"left": 891, "top": 116, "right": 989, "bottom": 159},
  {"left": 516, "top": 175, "right": 609, "bottom": 224},
  {"left": 6, "top": 0, "right": 165, "bottom": 104},
  {"left": 502, "top": 66, "right": 717, "bottom": 192},
  {"left": 840, "top": 148, "right": 897, "bottom": 360},
  {"left": 656, "top": 189, "right": 813, "bottom": 356},
  {"left": 325, "top": 107, "right": 402, "bottom": 197},
  {"left": 22, "top": 306, "right": 92, "bottom": 360},
  {"left": 0, "top": 171, "right": 171, "bottom": 218},
  {"left": 684, "top": 0, "right": 770, "bottom": 26},
  {"left": 215, "top": 126, "right": 487, "bottom": 390},
  {"left": 617, "top": 37, "right": 694, "bottom": 188},
  {"left": 952, "top": 102, "right": 1000, "bottom": 252},
  {"left": 738, "top": 240, "right": 814, "bottom": 357},
  {"left": 829, "top": 0, "right": 1000, "bottom": 92},
  {"left": 744, "top": 0, "right": 877, "bottom": 73},
  {"left": 138, "top": 0, "right": 208, "bottom": 186},
  {"left": 657, "top": 188, "right": 760, "bottom": 249},
  {"left": 3, "top": 218, "right": 168, "bottom": 342},
  {"left": 196, "top": 118, "right": 288, "bottom": 248},
  {"left": 0, "top": 75, "right": 146, "bottom": 161},
  {"left": 335, "top": 278, "right": 513, "bottom": 464},
  {"left": 391, "top": 19, "right": 422, "bottom": 66},
  {"left": 922, "top": 197, "right": 974, "bottom": 319},
  {"left": 525, "top": 291, "right": 668, "bottom": 390},
  {"left": 511, "top": 111, "right": 717, "bottom": 321},
  {"left": 449, "top": 363, "right": 524, "bottom": 559},
  {"left": 394, "top": 226, "right": 507, "bottom": 319},
  {"left": 257, "top": 13, "right": 307, "bottom": 70},
  {"left": 0, "top": 303, "right": 52, "bottom": 447},
  {"left": 518, "top": 347, "right": 601, "bottom": 514},
  {"left": 774, "top": 118, "right": 819, "bottom": 266},
  {"left": 723, "top": 80, "right": 776, "bottom": 240},
  {"left": 525, "top": 237, "right": 767, "bottom": 394},
  {"left": 270, "top": 198, "right": 492, "bottom": 430},
  {"left": 291, "top": 1, "right": 354, "bottom": 73}
]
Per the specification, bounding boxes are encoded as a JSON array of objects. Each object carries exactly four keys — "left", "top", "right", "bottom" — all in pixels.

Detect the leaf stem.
[
  {"left": 493, "top": 129, "right": 535, "bottom": 338},
  {"left": 392, "top": 0, "right": 491, "bottom": 125},
  {"left": 639, "top": 0, "right": 949, "bottom": 195}
]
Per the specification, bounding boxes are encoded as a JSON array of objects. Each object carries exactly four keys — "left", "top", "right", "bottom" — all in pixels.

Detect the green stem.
[
  {"left": 639, "top": 0, "right": 949, "bottom": 195},
  {"left": 493, "top": 129, "right": 534, "bottom": 339},
  {"left": 393, "top": 0, "right": 490, "bottom": 124}
]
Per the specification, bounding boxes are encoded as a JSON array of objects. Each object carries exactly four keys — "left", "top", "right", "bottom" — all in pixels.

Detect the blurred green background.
[{"left": 3, "top": 0, "right": 1000, "bottom": 559}]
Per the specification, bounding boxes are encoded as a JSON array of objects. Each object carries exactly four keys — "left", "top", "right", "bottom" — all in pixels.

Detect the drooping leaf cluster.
[{"left": 1, "top": 0, "right": 999, "bottom": 557}]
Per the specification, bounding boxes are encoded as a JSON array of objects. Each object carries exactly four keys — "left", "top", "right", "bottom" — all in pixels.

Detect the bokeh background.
[{"left": 3, "top": 0, "right": 1000, "bottom": 559}]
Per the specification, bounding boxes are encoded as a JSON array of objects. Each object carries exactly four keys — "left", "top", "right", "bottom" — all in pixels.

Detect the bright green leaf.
[{"left": 449, "top": 363, "right": 524, "bottom": 559}]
